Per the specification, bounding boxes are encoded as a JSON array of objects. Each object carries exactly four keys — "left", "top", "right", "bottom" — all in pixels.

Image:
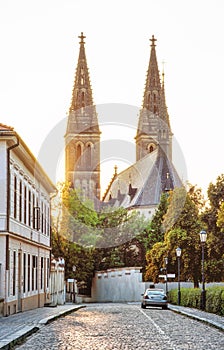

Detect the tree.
[
  {"left": 144, "top": 186, "right": 205, "bottom": 287},
  {"left": 201, "top": 175, "right": 224, "bottom": 281},
  {"left": 144, "top": 193, "right": 169, "bottom": 249},
  {"left": 51, "top": 182, "right": 151, "bottom": 287}
]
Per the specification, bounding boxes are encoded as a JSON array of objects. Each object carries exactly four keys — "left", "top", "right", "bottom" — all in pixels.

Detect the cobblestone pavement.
[{"left": 15, "top": 303, "right": 224, "bottom": 350}]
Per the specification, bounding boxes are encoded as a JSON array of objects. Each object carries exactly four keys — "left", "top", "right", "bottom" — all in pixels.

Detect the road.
[{"left": 15, "top": 303, "right": 224, "bottom": 350}]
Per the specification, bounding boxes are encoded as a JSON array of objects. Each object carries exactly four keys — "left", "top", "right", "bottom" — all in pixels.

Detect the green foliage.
[
  {"left": 51, "top": 182, "right": 151, "bottom": 284},
  {"left": 217, "top": 202, "right": 224, "bottom": 231},
  {"left": 145, "top": 241, "right": 167, "bottom": 282},
  {"left": 168, "top": 288, "right": 201, "bottom": 308},
  {"left": 147, "top": 193, "right": 169, "bottom": 246},
  {"left": 145, "top": 186, "right": 205, "bottom": 286},
  {"left": 206, "top": 286, "right": 224, "bottom": 315},
  {"left": 162, "top": 187, "right": 187, "bottom": 233},
  {"left": 201, "top": 175, "right": 224, "bottom": 281},
  {"left": 169, "top": 286, "right": 224, "bottom": 316}
]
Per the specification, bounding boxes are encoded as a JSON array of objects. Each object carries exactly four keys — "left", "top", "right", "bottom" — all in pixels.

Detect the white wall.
[{"left": 91, "top": 267, "right": 145, "bottom": 302}]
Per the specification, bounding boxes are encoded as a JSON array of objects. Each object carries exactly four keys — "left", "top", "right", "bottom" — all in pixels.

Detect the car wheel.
[{"left": 141, "top": 303, "right": 146, "bottom": 309}]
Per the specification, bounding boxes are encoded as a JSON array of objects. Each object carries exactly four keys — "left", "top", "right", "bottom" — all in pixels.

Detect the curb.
[
  {"left": 168, "top": 305, "right": 224, "bottom": 332},
  {"left": 0, "top": 305, "right": 86, "bottom": 349},
  {"left": 0, "top": 326, "right": 39, "bottom": 350},
  {"left": 39, "top": 305, "right": 86, "bottom": 325}
]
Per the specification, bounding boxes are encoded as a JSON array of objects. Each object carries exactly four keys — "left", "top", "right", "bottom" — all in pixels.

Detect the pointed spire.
[
  {"left": 66, "top": 33, "right": 100, "bottom": 135},
  {"left": 69, "top": 32, "right": 94, "bottom": 113},
  {"left": 136, "top": 35, "right": 173, "bottom": 162},
  {"left": 159, "top": 66, "right": 171, "bottom": 131},
  {"left": 142, "top": 35, "right": 161, "bottom": 112}
]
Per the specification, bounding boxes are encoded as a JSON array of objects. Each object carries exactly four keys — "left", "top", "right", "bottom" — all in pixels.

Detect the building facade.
[{"left": 0, "top": 124, "right": 56, "bottom": 316}]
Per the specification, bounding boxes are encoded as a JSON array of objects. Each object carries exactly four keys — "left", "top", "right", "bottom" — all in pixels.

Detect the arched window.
[
  {"left": 86, "top": 144, "right": 92, "bottom": 167},
  {"left": 76, "top": 144, "right": 82, "bottom": 165},
  {"left": 149, "top": 145, "right": 154, "bottom": 153},
  {"left": 81, "top": 92, "right": 85, "bottom": 107},
  {"left": 148, "top": 93, "right": 151, "bottom": 105}
]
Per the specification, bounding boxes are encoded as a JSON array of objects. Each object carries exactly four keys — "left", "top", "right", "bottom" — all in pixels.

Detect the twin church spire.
[
  {"left": 136, "top": 35, "right": 172, "bottom": 161},
  {"left": 65, "top": 33, "right": 172, "bottom": 203},
  {"left": 65, "top": 32, "right": 101, "bottom": 203},
  {"left": 69, "top": 32, "right": 94, "bottom": 113}
]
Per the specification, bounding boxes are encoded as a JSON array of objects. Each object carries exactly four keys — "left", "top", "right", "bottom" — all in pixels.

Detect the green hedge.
[{"left": 168, "top": 286, "right": 224, "bottom": 316}]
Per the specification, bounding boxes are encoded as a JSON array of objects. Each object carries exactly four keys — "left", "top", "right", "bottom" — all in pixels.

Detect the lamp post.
[
  {"left": 199, "top": 230, "right": 207, "bottom": 310},
  {"left": 176, "top": 247, "right": 181, "bottom": 305},
  {"left": 164, "top": 257, "right": 168, "bottom": 294}
]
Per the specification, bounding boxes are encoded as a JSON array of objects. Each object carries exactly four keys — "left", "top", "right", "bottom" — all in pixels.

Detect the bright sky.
[{"left": 0, "top": 0, "right": 223, "bottom": 197}]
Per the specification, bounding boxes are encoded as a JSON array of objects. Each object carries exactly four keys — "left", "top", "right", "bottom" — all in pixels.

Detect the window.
[
  {"left": 32, "top": 255, "right": 36, "bottom": 291},
  {"left": 76, "top": 144, "right": 82, "bottom": 165},
  {"left": 44, "top": 203, "right": 46, "bottom": 234},
  {"left": 41, "top": 257, "right": 44, "bottom": 289},
  {"left": 81, "top": 91, "right": 85, "bottom": 107},
  {"left": 13, "top": 251, "right": 16, "bottom": 296},
  {"left": 19, "top": 181, "right": 22, "bottom": 222},
  {"left": 86, "top": 144, "right": 91, "bottom": 167},
  {"left": 33, "top": 206, "right": 40, "bottom": 231},
  {"left": 47, "top": 258, "right": 50, "bottom": 288},
  {"left": 24, "top": 186, "right": 27, "bottom": 224},
  {"left": 28, "top": 254, "right": 30, "bottom": 292},
  {"left": 14, "top": 176, "right": 17, "bottom": 219},
  {"left": 28, "top": 190, "right": 32, "bottom": 227},
  {"left": 41, "top": 202, "right": 44, "bottom": 233},
  {"left": 46, "top": 206, "right": 50, "bottom": 236},
  {"left": 23, "top": 253, "right": 26, "bottom": 293}
]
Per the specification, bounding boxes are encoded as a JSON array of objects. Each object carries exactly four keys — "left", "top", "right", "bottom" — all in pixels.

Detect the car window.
[{"left": 147, "top": 291, "right": 164, "bottom": 295}]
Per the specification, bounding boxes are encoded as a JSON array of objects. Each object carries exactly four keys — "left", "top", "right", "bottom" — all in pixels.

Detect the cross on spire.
[
  {"left": 79, "top": 32, "right": 86, "bottom": 44},
  {"left": 150, "top": 35, "right": 157, "bottom": 47}
]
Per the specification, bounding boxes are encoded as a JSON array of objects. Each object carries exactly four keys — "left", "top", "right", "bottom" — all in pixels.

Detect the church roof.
[{"left": 103, "top": 148, "right": 182, "bottom": 209}]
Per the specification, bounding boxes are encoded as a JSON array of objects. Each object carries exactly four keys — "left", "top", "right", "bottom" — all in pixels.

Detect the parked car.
[{"left": 141, "top": 288, "right": 168, "bottom": 309}]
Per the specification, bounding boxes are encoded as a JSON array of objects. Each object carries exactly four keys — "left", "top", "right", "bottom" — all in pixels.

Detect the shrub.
[{"left": 168, "top": 285, "right": 224, "bottom": 316}]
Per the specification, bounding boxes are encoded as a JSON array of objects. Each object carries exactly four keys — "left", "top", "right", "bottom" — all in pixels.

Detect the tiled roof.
[{"left": 103, "top": 148, "right": 182, "bottom": 209}]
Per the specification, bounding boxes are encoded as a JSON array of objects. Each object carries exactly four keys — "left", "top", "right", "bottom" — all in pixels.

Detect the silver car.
[{"left": 141, "top": 288, "right": 168, "bottom": 309}]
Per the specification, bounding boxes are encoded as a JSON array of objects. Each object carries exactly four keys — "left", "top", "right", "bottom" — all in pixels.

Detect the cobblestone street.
[{"left": 15, "top": 303, "right": 224, "bottom": 350}]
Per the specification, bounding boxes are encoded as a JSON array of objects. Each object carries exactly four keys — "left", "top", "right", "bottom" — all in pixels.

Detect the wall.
[
  {"left": 91, "top": 267, "right": 145, "bottom": 302},
  {"left": 50, "top": 257, "right": 66, "bottom": 306}
]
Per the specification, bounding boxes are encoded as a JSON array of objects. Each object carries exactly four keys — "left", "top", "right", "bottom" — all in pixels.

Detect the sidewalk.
[
  {"left": 168, "top": 304, "right": 224, "bottom": 331},
  {"left": 0, "top": 303, "right": 85, "bottom": 349}
]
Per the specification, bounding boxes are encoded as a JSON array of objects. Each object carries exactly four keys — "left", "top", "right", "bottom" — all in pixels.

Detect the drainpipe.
[{"left": 5, "top": 132, "right": 19, "bottom": 270}]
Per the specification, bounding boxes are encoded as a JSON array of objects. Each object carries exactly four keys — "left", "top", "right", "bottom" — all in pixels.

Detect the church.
[{"left": 65, "top": 33, "right": 182, "bottom": 218}]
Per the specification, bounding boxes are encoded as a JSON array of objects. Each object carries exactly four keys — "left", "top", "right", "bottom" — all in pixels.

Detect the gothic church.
[{"left": 65, "top": 33, "right": 182, "bottom": 218}]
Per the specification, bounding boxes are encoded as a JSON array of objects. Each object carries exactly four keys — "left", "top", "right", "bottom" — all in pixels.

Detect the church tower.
[
  {"left": 136, "top": 35, "right": 172, "bottom": 161},
  {"left": 65, "top": 33, "right": 101, "bottom": 203}
]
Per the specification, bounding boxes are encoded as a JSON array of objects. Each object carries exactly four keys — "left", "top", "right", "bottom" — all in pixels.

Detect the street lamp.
[
  {"left": 199, "top": 230, "right": 207, "bottom": 310},
  {"left": 164, "top": 257, "right": 168, "bottom": 294},
  {"left": 176, "top": 247, "right": 181, "bottom": 305}
]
